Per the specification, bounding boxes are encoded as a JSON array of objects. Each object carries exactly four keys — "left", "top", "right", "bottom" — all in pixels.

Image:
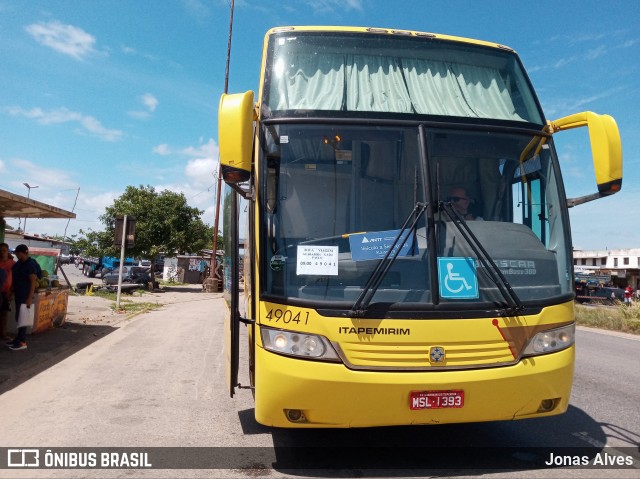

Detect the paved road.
[{"left": 0, "top": 295, "right": 638, "bottom": 478}]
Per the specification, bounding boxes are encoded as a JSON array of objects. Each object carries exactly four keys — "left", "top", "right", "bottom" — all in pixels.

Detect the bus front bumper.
[{"left": 254, "top": 345, "right": 574, "bottom": 428}]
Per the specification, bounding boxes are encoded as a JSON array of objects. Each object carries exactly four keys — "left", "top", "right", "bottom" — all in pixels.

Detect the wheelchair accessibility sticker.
[{"left": 438, "top": 257, "right": 479, "bottom": 299}]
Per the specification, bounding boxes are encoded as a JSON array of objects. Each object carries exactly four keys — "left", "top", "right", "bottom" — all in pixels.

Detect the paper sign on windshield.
[
  {"left": 296, "top": 245, "right": 339, "bottom": 276},
  {"left": 348, "top": 230, "right": 416, "bottom": 262}
]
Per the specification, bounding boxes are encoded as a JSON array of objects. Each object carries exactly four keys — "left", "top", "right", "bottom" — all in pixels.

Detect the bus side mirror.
[
  {"left": 219, "top": 91, "right": 255, "bottom": 184},
  {"left": 548, "top": 111, "right": 622, "bottom": 207}
]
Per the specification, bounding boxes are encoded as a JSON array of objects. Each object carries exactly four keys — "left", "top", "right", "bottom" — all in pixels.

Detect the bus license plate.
[{"left": 409, "top": 390, "right": 464, "bottom": 410}]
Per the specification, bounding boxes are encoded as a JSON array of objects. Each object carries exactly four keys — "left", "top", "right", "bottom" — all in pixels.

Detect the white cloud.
[
  {"left": 200, "top": 203, "right": 217, "bottom": 226},
  {"left": 79, "top": 116, "right": 122, "bottom": 141},
  {"left": 6, "top": 106, "right": 123, "bottom": 142},
  {"left": 163, "top": 139, "right": 220, "bottom": 188},
  {"left": 153, "top": 144, "right": 172, "bottom": 156},
  {"left": 150, "top": 138, "right": 220, "bottom": 220},
  {"left": 152, "top": 138, "right": 219, "bottom": 159},
  {"left": 128, "top": 93, "right": 159, "bottom": 120},
  {"left": 25, "top": 20, "right": 97, "bottom": 60},
  {"left": 184, "top": 0, "right": 211, "bottom": 19},
  {"left": 540, "top": 86, "right": 624, "bottom": 118},
  {"left": 6, "top": 106, "right": 80, "bottom": 124},
  {"left": 185, "top": 158, "right": 217, "bottom": 187},
  {"left": 553, "top": 56, "right": 577, "bottom": 69},
  {"left": 8, "top": 157, "right": 76, "bottom": 190},
  {"left": 585, "top": 45, "right": 607, "bottom": 60},
  {"left": 141, "top": 93, "right": 158, "bottom": 112},
  {"left": 82, "top": 190, "right": 118, "bottom": 214},
  {"left": 127, "top": 111, "right": 150, "bottom": 120},
  {"left": 181, "top": 138, "right": 218, "bottom": 158},
  {"left": 152, "top": 179, "right": 215, "bottom": 207},
  {"left": 344, "top": 0, "right": 363, "bottom": 10},
  {"left": 565, "top": 87, "right": 623, "bottom": 112},
  {"left": 304, "top": 0, "right": 363, "bottom": 13}
]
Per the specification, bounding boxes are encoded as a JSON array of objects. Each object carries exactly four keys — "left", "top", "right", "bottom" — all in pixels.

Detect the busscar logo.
[{"left": 8, "top": 449, "right": 39, "bottom": 467}]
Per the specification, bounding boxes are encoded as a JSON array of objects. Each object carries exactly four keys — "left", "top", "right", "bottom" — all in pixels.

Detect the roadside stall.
[
  {"left": 0, "top": 189, "right": 75, "bottom": 335},
  {"left": 29, "top": 247, "right": 69, "bottom": 332}
]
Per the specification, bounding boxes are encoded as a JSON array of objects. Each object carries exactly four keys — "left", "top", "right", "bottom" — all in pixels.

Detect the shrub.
[{"left": 575, "top": 303, "right": 640, "bottom": 334}]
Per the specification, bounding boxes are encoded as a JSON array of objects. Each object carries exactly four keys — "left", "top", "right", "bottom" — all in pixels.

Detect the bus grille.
[{"left": 336, "top": 339, "right": 515, "bottom": 370}]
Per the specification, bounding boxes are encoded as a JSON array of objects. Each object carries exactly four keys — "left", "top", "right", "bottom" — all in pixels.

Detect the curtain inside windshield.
[{"left": 266, "top": 34, "right": 542, "bottom": 123}]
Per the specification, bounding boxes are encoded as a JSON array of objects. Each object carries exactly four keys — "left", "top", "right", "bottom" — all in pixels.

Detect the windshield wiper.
[
  {"left": 439, "top": 201, "right": 524, "bottom": 316},
  {"left": 349, "top": 202, "right": 428, "bottom": 318}
]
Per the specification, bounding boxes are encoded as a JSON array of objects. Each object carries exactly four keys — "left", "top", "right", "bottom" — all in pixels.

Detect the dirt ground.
[
  {"left": 57, "top": 262, "right": 221, "bottom": 327},
  {"left": 67, "top": 283, "right": 215, "bottom": 327}
]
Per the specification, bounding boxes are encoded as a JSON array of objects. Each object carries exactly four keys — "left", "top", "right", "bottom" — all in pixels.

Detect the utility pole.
[
  {"left": 22, "top": 183, "right": 39, "bottom": 233},
  {"left": 116, "top": 215, "right": 128, "bottom": 310},
  {"left": 55, "top": 187, "right": 81, "bottom": 287},
  {"left": 210, "top": 0, "right": 235, "bottom": 287}
]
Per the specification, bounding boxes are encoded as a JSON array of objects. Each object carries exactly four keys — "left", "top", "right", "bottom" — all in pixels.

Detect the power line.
[
  {"left": 211, "top": 0, "right": 234, "bottom": 276},
  {"left": 188, "top": 183, "right": 216, "bottom": 201}
]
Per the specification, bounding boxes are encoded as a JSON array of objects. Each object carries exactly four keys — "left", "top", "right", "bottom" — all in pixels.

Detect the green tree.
[
  {"left": 100, "top": 185, "right": 213, "bottom": 260},
  {"left": 71, "top": 229, "right": 116, "bottom": 257}
]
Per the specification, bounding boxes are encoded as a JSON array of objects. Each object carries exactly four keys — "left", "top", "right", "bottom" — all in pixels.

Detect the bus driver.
[{"left": 447, "top": 187, "right": 483, "bottom": 220}]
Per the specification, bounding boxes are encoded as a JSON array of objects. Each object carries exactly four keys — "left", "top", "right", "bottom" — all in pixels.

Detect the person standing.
[
  {"left": 0, "top": 243, "right": 15, "bottom": 340},
  {"left": 624, "top": 286, "right": 634, "bottom": 306},
  {"left": 7, "top": 244, "right": 40, "bottom": 351},
  {"left": 0, "top": 267, "right": 5, "bottom": 335}
]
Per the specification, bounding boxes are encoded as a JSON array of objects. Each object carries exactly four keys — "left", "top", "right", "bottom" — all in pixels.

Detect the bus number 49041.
[{"left": 265, "top": 308, "right": 310, "bottom": 325}]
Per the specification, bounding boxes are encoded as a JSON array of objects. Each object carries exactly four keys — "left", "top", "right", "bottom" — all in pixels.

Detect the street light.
[{"left": 22, "top": 182, "right": 39, "bottom": 234}]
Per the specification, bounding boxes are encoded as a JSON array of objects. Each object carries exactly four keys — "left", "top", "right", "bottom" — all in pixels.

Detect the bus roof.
[{"left": 265, "top": 26, "right": 515, "bottom": 53}]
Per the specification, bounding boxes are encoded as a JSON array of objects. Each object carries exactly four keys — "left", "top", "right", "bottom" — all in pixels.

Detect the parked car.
[{"left": 102, "top": 266, "right": 150, "bottom": 286}]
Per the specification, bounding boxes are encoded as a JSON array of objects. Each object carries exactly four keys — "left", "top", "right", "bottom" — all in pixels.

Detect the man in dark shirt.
[{"left": 7, "top": 244, "right": 39, "bottom": 351}]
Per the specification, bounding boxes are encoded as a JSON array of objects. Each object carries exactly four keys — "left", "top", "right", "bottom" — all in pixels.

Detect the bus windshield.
[
  {"left": 264, "top": 32, "right": 543, "bottom": 124},
  {"left": 260, "top": 123, "right": 573, "bottom": 311}
]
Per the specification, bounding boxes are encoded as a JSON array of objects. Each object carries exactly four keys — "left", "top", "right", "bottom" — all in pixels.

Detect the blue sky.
[{"left": 0, "top": 0, "right": 638, "bottom": 250}]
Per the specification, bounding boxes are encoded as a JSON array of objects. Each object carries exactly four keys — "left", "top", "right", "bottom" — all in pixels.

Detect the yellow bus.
[{"left": 218, "top": 26, "right": 622, "bottom": 428}]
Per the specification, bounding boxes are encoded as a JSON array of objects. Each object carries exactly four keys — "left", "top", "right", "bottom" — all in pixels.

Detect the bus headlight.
[
  {"left": 261, "top": 327, "right": 341, "bottom": 362},
  {"left": 522, "top": 323, "right": 575, "bottom": 356}
]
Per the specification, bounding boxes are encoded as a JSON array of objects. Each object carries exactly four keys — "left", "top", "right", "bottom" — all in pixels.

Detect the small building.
[
  {"left": 573, "top": 248, "right": 640, "bottom": 289},
  {"left": 4, "top": 231, "right": 72, "bottom": 254},
  {"left": 163, "top": 255, "right": 210, "bottom": 284}
]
